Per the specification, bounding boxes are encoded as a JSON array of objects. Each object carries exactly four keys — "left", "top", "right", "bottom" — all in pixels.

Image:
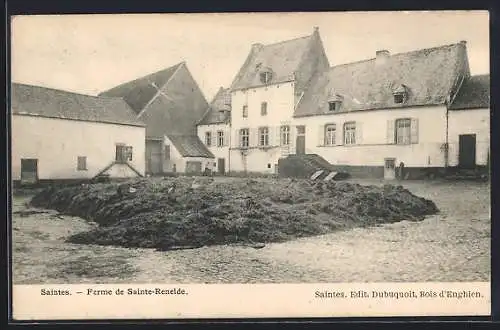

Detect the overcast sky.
[{"left": 11, "top": 11, "right": 489, "bottom": 101}]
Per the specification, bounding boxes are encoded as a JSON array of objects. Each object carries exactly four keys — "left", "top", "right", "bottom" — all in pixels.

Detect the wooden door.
[
  {"left": 296, "top": 125, "right": 306, "bottom": 155},
  {"left": 21, "top": 158, "right": 38, "bottom": 183},
  {"left": 146, "top": 140, "right": 163, "bottom": 174},
  {"left": 384, "top": 158, "right": 396, "bottom": 180},
  {"left": 217, "top": 158, "right": 225, "bottom": 174},
  {"left": 459, "top": 134, "right": 476, "bottom": 169}
]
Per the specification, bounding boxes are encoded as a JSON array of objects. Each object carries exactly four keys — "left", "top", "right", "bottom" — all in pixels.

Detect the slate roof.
[
  {"left": 295, "top": 42, "right": 470, "bottom": 117},
  {"left": 11, "top": 83, "right": 144, "bottom": 127},
  {"left": 198, "top": 87, "right": 231, "bottom": 125},
  {"left": 449, "top": 74, "right": 490, "bottom": 110},
  {"left": 230, "top": 35, "right": 312, "bottom": 91},
  {"left": 167, "top": 134, "right": 214, "bottom": 158},
  {"left": 99, "top": 62, "right": 183, "bottom": 113}
]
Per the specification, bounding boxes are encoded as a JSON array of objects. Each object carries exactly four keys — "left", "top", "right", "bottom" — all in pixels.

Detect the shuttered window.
[
  {"left": 242, "top": 105, "right": 248, "bottom": 118},
  {"left": 77, "top": 156, "right": 87, "bottom": 171},
  {"left": 259, "top": 127, "right": 269, "bottom": 146},
  {"left": 240, "top": 128, "right": 249, "bottom": 148},
  {"left": 387, "top": 118, "right": 419, "bottom": 144}
]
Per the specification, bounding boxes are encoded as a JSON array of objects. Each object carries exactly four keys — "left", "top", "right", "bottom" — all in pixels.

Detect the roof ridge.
[
  {"left": 259, "top": 34, "right": 311, "bottom": 48},
  {"left": 12, "top": 82, "right": 125, "bottom": 100},
  {"left": 329, "top": 42, "right": 463, "bottom": 70},
  {"left": 100, "top": 61, "right": 185, "bottom": 94}
]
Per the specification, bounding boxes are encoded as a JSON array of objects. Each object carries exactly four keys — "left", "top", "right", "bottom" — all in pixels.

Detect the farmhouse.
[
  {"left": 100, "top": 62, "right": 214, "bottom": 175},
  {"left": 211, "top": 27, "right": 490, "bottom": 178},
  {"left": 11, "top": 83, "right": 146, "bottom": 184},
  {"left": 197, "top": 87, "right": 231, "bottom": 174}
]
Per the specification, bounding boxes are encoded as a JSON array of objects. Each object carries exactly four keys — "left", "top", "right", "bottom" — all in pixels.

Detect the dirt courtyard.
[{"left": 12, "top": 178, "right": 490, "bottom": 284}]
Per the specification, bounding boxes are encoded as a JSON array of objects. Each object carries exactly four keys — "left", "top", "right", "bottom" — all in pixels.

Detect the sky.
[{"left": 11, "top": 11, "right": 489, "bottom": 101}]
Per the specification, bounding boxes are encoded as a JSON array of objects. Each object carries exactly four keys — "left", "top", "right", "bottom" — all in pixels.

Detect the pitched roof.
[
  {"left": 99, "top": 62, "right": 183, "bottom": 113},
  {"left": 167, "top": 134, "right": 214, "bottom": 158},
  {"left": 449, "top": 74, "right": 490, "bottom": 110},
  {"left": 295, "top": 42, "right": 469, "bottom": 117},
  {"left": 197, "top": 87, "right": 231, "bottom": 125},
  {"left": 11, "top": 83, "right": 144, "bottom": 127},
  {"left": 230, "top": 34, "right": 313, "bottom": 90}
]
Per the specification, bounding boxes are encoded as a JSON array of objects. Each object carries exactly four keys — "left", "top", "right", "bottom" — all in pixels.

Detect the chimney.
[
  {"left": 313, "top": 26, "right": 319, "bottom": 34},
  {"left": 252, "top": 43, "right": 264, "bottom": 51},
  {"left": 375, "top": 49, "right": 390, "bottom": 66},
  {"left": 459, "top": 40, "right": 467, "bottom": 46}
]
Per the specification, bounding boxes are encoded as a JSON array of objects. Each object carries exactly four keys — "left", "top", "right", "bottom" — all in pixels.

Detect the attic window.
[
  {"left": 393, "top": 84, "right": 408, "bottom": 104},
  {"left": 260, "top": 71, "right": 273, "bottom": 84},
  {"left": 328, "top": 101, "right": 341, "bottom": 112}
]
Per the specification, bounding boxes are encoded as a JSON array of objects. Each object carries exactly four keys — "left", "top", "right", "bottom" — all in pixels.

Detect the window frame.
[
  {"left": 77, "top": 156, "right": 87, "bottom": 171},
  {"left": 343, "top": 121, "right": 357, "bottom": 145},
  {"left": 393, "top": 93, "right": 406, "bottom": 104},
  {"left": 280, "top": 125, "right": 290, "bottom": 146},
  {"left": 116, "top": 144, "right": 133, "bottom": 163},
  {"left": 242, "top": 105, "right": 248, "bottom": 118},
  {"left": 217, "top": 130, "right": 224, "bottom": 147},
  {"left": 324, "top": 124, "right": 337, "bottom": 146},
  {"left": 328, "top": 101, "right": 341, "bottom": 112},
  {"left": 260, "top": 71, "right": 272, "bottom": 84},
  {"left": 261, "top": 102, "right": 268, "bottom": 116},
  {"left": 240, "top": 128, "right": 249, "bottom": 148},
  {"left": 205, "top": 131, "right": 212, "bottom": 146},
  {"left": 395, "top": 118, "right": 412, "bottom": 145},
  {"left": 258, "top": 126, "right": 270, "bottom": 147}
]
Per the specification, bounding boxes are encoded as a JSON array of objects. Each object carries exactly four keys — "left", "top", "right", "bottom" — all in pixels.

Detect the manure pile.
[{"left": 29, "top": 177, "right": 439, "bottom": 250}]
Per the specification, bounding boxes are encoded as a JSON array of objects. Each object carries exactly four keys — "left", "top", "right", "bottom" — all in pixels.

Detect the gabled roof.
[
  {"left": 197, "top": 87, "right": 231, "bottom": 125},
  {"left": 11, "top": 83, "right": 144, "bottom": 127},
  {"left": 99, "top": 62, "right": 184, "bottom": 113},
  {"left": 449, "top": 74, "right": 490, "bottom": 110},
  {"left": 295, "top": 42, "right": 469, "bottom": 117},
  {"left": 167, "top": 134, "right": 214, "bottom": 158},
  {"left": 230, "top": 34, "right": 313, "bottom": 90}
]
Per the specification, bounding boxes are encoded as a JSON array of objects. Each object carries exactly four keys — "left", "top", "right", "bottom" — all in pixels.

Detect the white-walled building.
[
  {"left": 197, "top": 87, "right": 231, "bottom": 174},
  {"left": 11, "top": 83, "right": 146, "bottom": 184},
  {"left": 210, "top": 27, "right": 490, "bottom": 178}
]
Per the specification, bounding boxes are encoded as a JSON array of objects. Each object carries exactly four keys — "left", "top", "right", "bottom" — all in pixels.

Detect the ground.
[{"left": 12, "top": 178, "right": 490, "bottom": 284}]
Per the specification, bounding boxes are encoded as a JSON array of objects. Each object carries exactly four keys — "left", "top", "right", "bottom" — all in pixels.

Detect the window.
[
  {"left": 394, "top": 93, "right": 405, "bottom": 104},
  {"left": 328, "top": 101, "right": 341, "bottom": 112},
  {"left": 261, "top": 102, "right": 268, "bottom": 116},
  {"left": 280, "top": 125, "right": 290, "bottom": 145},
  {"left": 325, "top": 124, "right": 336, "bottom": 145},
  {"left": 259, "top": 127, "right": 269, "bottom": 146},
  {"left": 217, "top": 130, "right": 224, "bottom": 147},
  {"left": 165, "top": 145, "right": 170, "bottom": 160},
  {"left": 260, "top": 71, "right": 273, "bottom": 84},
  {"left": 240, "top": 128, "right": 249, "bottom": 148},
  {"left": 205, "top": 132, "right": 212, "bottom": 146},
  {"left": 242, "top": 105, "right": 248, "bottom": 118},
  {"left": 77, "top": 156, "right": 87, "bottom": 171},
  {"left": 395, "top": 118, "right": 411, "bottom": 144},
  {"left": 116, "top": 145, "right": 133, "bottom": 163},
  {"left": 343, "top": 122, "right": 356, "bottom": 145}
]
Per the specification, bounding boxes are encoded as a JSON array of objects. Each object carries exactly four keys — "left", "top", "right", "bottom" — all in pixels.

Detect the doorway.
[
  {"left": 21, "top": 158, "right": 38, "bottom": 183},
  {"left": 146, "top": 140, "right": 163, "bottom": 174},
  {"left": 296, "top": 125, "right": 306, "bottom": 155},
  {"left": 217, "top": 158, "right": 226, "bottom": 174},
  {"left": 384, "top": 158, "right": 396, "bottom": 180},
  {"left": 458, "top": 134, "right": 476, "bottom": 169}
]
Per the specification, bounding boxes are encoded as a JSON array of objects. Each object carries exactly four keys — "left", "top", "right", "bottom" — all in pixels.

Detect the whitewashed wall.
[
  {"left": 197, "top": 123, "right": 230, "bottom": 173},
  {"left": 163, "top": 135, "right": 214, "bottom": 173},
  {"left": 229, "top": 82, "right": 296, "bottom": 172},
  {"left": 12, "top": 115, "right": 146, "bottom": 180},
  {"left": 292, "top": 105, "right": 448, "bottom": 168},
  {"left": 448, "top": 108, "right": 490, "bottom": 166}
]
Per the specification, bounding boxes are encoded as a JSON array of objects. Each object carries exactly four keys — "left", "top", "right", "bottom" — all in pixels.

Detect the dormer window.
[
  {"left": 327, "top": 93, "right": 343, "bottom": 112},
  {"left": 328, "top": 101, "right": 341, "bottom": 112},
  {"left": 393, "top": 84, "right": 408, "bottom": 104},
  {"left": 260, "top": 69, "right": 273, "bottom": 84}
]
